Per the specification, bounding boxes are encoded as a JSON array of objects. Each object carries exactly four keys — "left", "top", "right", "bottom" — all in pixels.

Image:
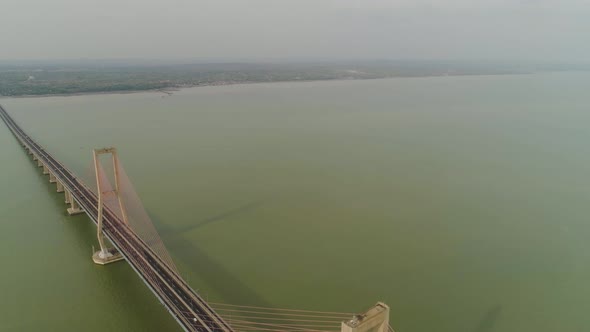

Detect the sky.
[{"left": 1, "top": 0, "right": 589, "bottom": 63}]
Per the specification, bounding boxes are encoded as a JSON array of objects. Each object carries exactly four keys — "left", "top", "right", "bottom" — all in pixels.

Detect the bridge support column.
[
  {"left": 56, "top": 181, "right": 64, "bottom": 193},
  {"left": 341, "top": 303, "right": 390, "bottom": 332},
  {"left": 65, "top": 190, "right": 71, "bottom": 204},
  {"left": 67, "top": 197, "right": 85, "bottom": 216},
  {"left": 42, "top": 165, "right": 49, "bottom": 175},
  {"left": 49, "top": 172, "right": 57, "bottom": 183},
  {"left": 32, "top": 154, "right": 38, "bottom": 161},
  {"left": 37, "top": 159, "right": 43, "bottom": 167}
]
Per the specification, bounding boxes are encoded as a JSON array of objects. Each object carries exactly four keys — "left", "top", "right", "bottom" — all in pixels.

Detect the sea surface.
[{"left": 1, "top": 72, "right": 590, "bottom": 332}]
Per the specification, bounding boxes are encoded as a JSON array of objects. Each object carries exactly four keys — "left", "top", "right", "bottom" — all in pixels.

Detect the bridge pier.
[
  {"left": 65, "top": 190, "right": 71, "bottom": 204},
  {"left": 49, "top": 172, "right": 57, "bottom": 183},
  {"left": 37, "top": 159, "right": 43, "bottom": 167},
  {"left": 42, "top": 165, "right": 49, "bottom": 175},
  {"left": 92, "top": 247, "right": 124, "bottom": 265},
  {"left": 341, "top": 303, "right": 390, "bottom": 332},
  {"left": 56, "top": 181, "right": 64, "bottom": 193},
  {"left": 67, "top": 197, "right": 85, "bottom": 216},
  {"left": 32, "top": 154, "right": 38, "bottom": 161}
]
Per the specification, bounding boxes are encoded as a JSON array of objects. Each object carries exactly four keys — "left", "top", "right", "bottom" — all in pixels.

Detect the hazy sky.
[{"left": 2, "top": 0, "right": 589, "bottom": 62}]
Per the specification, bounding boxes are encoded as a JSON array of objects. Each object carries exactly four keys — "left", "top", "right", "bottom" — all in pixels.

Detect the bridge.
[{"left": 0, "top": 104, "right": 392, "bottom": 332}]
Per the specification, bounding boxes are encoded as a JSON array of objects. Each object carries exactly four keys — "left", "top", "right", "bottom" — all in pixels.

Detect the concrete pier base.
[
  {"left": 37, "top": 160, "right": 43, "bottom": 167},
  {"left": 67, "top": 207, "right": 84, "bottom": 215},
  {"left": 49, "top": 173, "right": 57, "bottom": 183},
  {"left": 32, "top": 154, "right": 38, "bottom": 161},
  {"left": 42, "top": 165, "right": 49, "bottom": 175},
  {"left": 56, "top": 181, "right": 64, "bottom": 193},
  {"left": 92, "top": 247, "right": 124, "bottom": 265},
  {"left": 67, "top": 198, "right": 84, "bottom": 215},
  {"left": 341, "top": 303, "right": 390, "bottom": 332},
  {"left": 65, "top": 191, "right": 71, "bottom": 204}
]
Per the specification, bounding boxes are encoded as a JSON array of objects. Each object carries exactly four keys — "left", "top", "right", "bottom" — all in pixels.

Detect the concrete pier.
[
  {"left": 37, "top": 159, "right": 42, "bottom": 167},
  {"left": 65, "top": 190, "right": 71, "bottom": 204},
  {"left": 49, "top": 173, "right": 57, "bottom": 183},
  {"left": 92, "top": 247, "right": 124, "bottom": 265},
  {"left": 42, "top": 165, "right": 49, "bottom": 175},
  {"left": 67, "top": 197, "right": 84, "bottom": 215},
  {"left": 341, "top": 303, "right": 390, "bottom": 332},
  {"left": 56, "top": 181, "right": 64, "bottom": 193}
]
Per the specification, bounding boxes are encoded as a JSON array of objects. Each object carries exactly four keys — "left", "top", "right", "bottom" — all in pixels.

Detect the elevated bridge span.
[{"left": 0, "top": 104, "right": 233, "bottom": 332}]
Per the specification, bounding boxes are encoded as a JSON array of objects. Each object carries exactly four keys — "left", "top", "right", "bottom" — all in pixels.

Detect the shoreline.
[{"left": 0, "top": 71, "right": 531, "bottom": 99}]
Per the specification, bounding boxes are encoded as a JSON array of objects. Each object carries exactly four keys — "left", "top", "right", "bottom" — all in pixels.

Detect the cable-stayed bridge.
[{"left": 0, "top": 104, "right": 391, "bottom": 332}]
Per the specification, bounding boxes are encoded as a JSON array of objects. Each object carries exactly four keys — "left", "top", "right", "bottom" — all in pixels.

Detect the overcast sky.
[{"left": 1, "top": 0, "right": 589, "bottom": 62}]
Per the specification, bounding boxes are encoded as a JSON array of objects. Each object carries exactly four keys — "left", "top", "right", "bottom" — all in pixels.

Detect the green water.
[{"left": 1, "top": 73, "right": 590, "bottom": 332}]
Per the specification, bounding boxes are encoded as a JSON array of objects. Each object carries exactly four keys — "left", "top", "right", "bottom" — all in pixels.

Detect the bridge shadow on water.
[
  {"left": 166, "top": 201, "right": 263, "bottom": 235},
  {"left": 149, "top": 201, "right": 272, "bottom": 307}
]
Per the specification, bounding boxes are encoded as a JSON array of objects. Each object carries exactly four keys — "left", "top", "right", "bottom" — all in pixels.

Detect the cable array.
[
  {"left": 94, "top": 158, "right": 179, "bottom": 274},
  {"left": 207, "top": 303, "right": 356, "bottom": 332}
]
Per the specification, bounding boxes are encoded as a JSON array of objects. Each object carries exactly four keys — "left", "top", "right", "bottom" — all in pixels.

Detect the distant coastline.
[
  {"left": 0, "top": 88, "right": 178, "bottom": 99},
  {"left": 1, "top": 69, "right": 535, "bottom": 99},
  {"left": 0, "top": 73, "right": 525, "bottom": 99},
  {"left": 4, "top": 59, "right": 587, "bottom": 98}
]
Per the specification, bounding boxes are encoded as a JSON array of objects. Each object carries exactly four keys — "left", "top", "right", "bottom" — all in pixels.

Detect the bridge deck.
[{"left": 0, "top": 105, "right": 234, "bottom": 332}]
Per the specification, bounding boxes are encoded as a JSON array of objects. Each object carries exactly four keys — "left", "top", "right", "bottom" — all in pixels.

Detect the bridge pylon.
[
  {"left": 92, "top": 147, "right": 127, "bottom": 265},
  {"left": 341, "top": 302, "right": 391, "bottom": 332}
]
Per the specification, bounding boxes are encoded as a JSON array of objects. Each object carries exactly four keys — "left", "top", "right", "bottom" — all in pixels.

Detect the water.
[{"left": 1, "top": 72, "right": 590, "bottom": 332}]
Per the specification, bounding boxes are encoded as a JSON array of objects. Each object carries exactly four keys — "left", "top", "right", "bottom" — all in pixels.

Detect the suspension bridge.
[{"left": 0, "top": 104, "right": 392, "bottom": 332}]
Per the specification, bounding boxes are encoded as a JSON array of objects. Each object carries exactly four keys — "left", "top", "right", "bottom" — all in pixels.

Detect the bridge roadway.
[{"left": 0, "top": 105, "right": 234, "bottom": 332}]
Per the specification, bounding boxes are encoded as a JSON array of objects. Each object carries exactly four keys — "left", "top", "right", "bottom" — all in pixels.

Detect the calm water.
[{"left": 1, "top": 73, "right": 590, "bottom": 332}]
